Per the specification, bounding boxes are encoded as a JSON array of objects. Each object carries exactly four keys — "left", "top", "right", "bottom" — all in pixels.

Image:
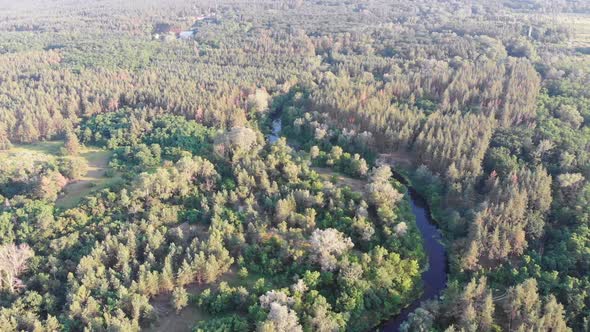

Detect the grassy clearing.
[
  {"left": 378, "top": 151, "right": 414, "bottom": 168},
  {"left": 146, "top": 267, "right": 239, "bottom": 332},
  {"left": 534, "top": 13, "right": 590, "bottom": 48},
  {"left": 0, "top": 141, "right": 64, "bottom": 167},
  {"left": 146, "top": 300, "right": 210, "bottom": 332},
  {"left": 512, "top": 13, "right": 590, "bottom": 51},
  {"left": 312, "top": 166, "right": 366, "bottom": 192},
  {"left": 566, "top": 14, "right": 590, "bottom": 48},
  {"left": 55, "top": 147, "right": 123, "bottom": 209},
  {"left": 1, "top": 141, "right": 122, "bottom": 209}
]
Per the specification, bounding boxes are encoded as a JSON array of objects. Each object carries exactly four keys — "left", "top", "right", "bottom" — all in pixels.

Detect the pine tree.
[
  {"left": 176, "top": 260, "right": 193, "bottom": 287},
  {"left": 64, "top": 130, "right": 81, "bottom": 155},
  {"left": 159, "top": 255, "right": 175, "bottom": 293},
  {"left": 0, "top": 124, "right": 11, "bottom": 150},
  {"left": 172, "top": 286, "right": 188, "bottom": 313}
]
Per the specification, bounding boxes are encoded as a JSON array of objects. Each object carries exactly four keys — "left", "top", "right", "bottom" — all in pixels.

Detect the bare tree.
[
  {"left": 260, "top": 290, "right": 294, "bottom": 309},
  {"left": 258, "top": 302, "right": 303, "bottom": 332},
  {"left": 214, "top": 127, "right": 259, "bottom": 160},
  {"left": 309, "top": 228, "right": 354, "bottom": 271},
  {"left": 366, "top": 165, "right": 403, "bottom": 207},
  {"left": 0, "top": 243, "right": 34, "bottom": 293}
]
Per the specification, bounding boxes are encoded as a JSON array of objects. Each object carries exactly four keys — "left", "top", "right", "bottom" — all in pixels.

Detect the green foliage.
[
  {"left": 193, "top": 314, "right": 250, "bottom": 332},
  {"left": 0, "top": 0, "right": 588, "bottom": 331},
  {"left": 197, "top": 283, "right": 251, "bottom": 315}
]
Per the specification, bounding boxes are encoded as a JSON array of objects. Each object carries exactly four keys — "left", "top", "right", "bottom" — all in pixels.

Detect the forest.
[{"left": 0, "top": 0, "right": 589, "bottom": 331}]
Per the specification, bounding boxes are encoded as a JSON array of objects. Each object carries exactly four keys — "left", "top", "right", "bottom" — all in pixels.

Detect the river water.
[
  {"left": 378, "top": 185, "right": 447, "bottom": 331},
  {"left": 268, "top": 118, "right": 282, "bottom": 144},
  {"left": 268, "top": 117, "right": 448, "bottom": 331}
]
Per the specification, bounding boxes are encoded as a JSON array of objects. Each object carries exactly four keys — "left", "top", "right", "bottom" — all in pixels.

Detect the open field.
[
  {"left": 55, "top": 147, "right": 123, "bottom": 209},
  {"left": 520, "top": 13, "right": 590, "bottom": 48},
  {"left": 0, "top": 141, "right": 64, "bottom": 166},
  {"left": 566, "top": 13, "right": 590, "bottom": 48}
]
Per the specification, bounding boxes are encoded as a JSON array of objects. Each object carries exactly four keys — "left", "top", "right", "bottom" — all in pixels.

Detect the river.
[
  {"left": 377, "top": 185, "right": 447, "bottom": 331},
  {"left": 268, "top": 117, "right": 448, "bottom": 331}
]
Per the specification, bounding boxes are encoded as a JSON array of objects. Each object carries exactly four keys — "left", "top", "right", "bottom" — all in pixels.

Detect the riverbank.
[{"left": 268, "top": 113, "right": 449, "bottom": 331}]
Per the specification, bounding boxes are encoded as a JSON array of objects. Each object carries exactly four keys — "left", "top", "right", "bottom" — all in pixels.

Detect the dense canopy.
[{"left": 0, "top": 0, "right": 588, "bottom": 331}]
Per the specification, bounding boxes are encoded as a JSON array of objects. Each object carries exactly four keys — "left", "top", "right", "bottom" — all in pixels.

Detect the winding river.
[
  {"left": 269, "top": 118, "right": 448, "bottom": 331},
  {"left": 378, "top": 184, "right": 447, "bottom": 331}
]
